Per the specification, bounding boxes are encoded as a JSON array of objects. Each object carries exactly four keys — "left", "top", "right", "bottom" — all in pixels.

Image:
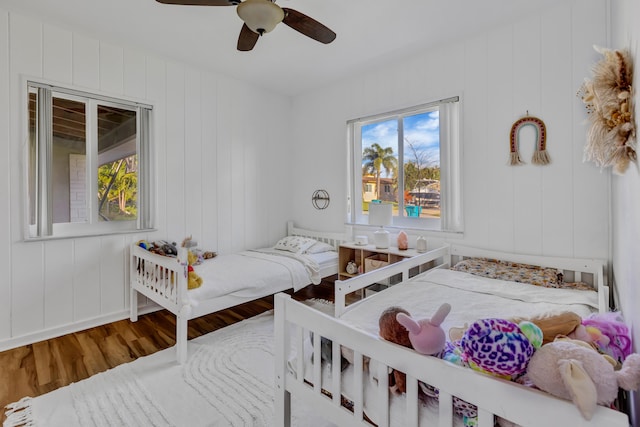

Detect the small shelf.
[
  {"left": 338, "top": 242, "right": 419, "bottom": 281},
  {"left": 339, "top": 272, "right": 359, "bottom": 279}
]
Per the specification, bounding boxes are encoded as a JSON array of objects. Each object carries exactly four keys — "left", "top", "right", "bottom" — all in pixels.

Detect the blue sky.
[{"left": 362, "top": 110, "right": 439, "bottom": 178}]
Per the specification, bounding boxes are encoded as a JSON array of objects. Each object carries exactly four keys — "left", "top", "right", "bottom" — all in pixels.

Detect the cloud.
[
  {"left": 362, "top": 120, "right": 397, "bottom": 150},
  {"left": 361, "top": 110, "right": 440, "bottom": 167}
]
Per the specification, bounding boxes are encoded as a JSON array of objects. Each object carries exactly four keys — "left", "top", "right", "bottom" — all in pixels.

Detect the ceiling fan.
[{"left": 155, "top": 0, "right": 336, "bottom": 51}]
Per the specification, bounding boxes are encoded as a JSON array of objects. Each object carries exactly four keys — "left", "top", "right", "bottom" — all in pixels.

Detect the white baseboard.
[{"left": 0, "top": 303, "right": 163, "bottom": 353}]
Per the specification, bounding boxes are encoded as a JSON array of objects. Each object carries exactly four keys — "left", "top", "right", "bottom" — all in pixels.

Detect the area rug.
[{"left": 4, "top": 299, "right": 336, "bottom": 427}]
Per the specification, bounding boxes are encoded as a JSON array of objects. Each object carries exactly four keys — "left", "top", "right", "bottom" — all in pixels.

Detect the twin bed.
[
  {"left": 129, "top": 221, "right": 348, "bottom": 363},
  {"left": 274, "top": 244, "right": 631, "bottom": 426}
]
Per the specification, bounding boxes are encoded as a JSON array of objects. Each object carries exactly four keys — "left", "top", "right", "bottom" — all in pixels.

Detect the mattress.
[
  {"left": 186, "top": 248, "right": 337, "bottom": 303},
  {"left": 307, "top": 250, "right": 339, "bottom": 270}
]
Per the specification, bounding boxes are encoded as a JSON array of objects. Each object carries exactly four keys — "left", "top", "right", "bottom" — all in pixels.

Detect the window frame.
[
  {"left": 347, "top": 96, "right": 463, "bottom": 233},
  {"left": 24, "top": 79, "right": 155, "bottom": 240}
]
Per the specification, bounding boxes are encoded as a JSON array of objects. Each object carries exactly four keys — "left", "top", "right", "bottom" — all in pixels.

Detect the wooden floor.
[{"left": 0, "top": 279, "right": 338, "bottom": 415}]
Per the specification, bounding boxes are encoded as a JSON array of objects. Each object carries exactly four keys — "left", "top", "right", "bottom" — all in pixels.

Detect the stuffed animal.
[
  {"left": 187, "top": 265, "right": 202, "bottom": 289},
  {"left": 527, "top": 337, "right": 640, "bottom": 420},
  {"left": 568, "top": 311, "right": 632, "bottom": 363},
  {"left": 378, "top": 306, "right": 413, "bottom": 394},
  {"left": 459, "top": 318, "right": 543, "bottom": 379},
  {"left": 512, "top": 311, "right": 582, "bottom": 345},
  {"left": 396, "top": 303, "right": 451, "bottom": 356},
  {"left": 185, "top": 250, "right": 203, "bottom": 290}
]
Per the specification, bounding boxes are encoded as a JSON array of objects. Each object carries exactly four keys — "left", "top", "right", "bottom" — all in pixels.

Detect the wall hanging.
[
  {"left": 311, "top": 189, "right": 330, "bottom": 210},
  {"left": 578, "top": 46, "right": 636, "bottom": 174},
  {"left": 509, "top": 114, "right": 550, "bottom": 166}
]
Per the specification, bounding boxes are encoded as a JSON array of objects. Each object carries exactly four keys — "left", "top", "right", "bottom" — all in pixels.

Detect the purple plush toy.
[{"left": 461, "top": 318, "right": 542, "bottom": 379}]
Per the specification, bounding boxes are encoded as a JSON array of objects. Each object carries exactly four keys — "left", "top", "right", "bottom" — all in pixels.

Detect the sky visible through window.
[{"left": 362, "top": 110, "right": 440, "bottom": 178}]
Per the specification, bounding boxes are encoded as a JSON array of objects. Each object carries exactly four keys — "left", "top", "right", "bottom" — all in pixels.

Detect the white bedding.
[
  {"left": 187, "top": 248, "right": 334, "bottom": 303},
  {"left": 340, "top": 268, "right": 598, "bottom": 337},
  {"left": 292, "top": 268, "right": 600, "bottom": 426}
]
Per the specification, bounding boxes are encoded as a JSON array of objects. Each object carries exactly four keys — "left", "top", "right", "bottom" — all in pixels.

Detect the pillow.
[
  {"left": 305, "top": 241, "right": 336, "bottom": 254},
  {"left": 451, "top": 258, "right": 561, "bottom": 288},
  {"left": 274, "top": 236, "right": 317, "bottom": 253}
]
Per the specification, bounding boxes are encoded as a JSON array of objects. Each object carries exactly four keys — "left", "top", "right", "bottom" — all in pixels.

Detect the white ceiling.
[{"left": 1, "top": 0, "right": 559, "bottom": 97}]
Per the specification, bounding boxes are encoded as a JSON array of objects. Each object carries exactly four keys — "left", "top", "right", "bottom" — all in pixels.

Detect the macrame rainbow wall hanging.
[
  {"left": 509, "top": 115, "right": 550, "bottom": 166},
  {"left": 578, "top": 46, "right": 636, "bottom": 175}
]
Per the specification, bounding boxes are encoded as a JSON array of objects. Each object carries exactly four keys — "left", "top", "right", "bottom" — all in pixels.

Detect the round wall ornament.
[{"left": 311, "top": 189, "right": 330, "bottom": 210}]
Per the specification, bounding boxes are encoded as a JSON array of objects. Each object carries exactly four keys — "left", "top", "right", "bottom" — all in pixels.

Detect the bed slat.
[
  {"left": 406, "top": 375, "right": 419, "bottom": 427},
  {"left": 437, "top": 391, "right": 453, "bottom": 427},
  {"left": 313, "top": 332, "right": 322, "bottom": 393},
  {"left": 332, "top": 340, "right": 341, "bottom": 406},
  {"left": 295, "top": 326, "right": 304, "bottom": 383},
  {"left": 353, "top": 351, "right": 364, "bottom": 421}
]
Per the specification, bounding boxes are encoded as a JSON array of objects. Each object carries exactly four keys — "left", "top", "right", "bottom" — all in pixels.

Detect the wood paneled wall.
[
  {"left": 290, "top": 0, "right": 611, "bottom": 261},
  {"left": 0, "top": 10, "right": 292, "bottom": 350}
]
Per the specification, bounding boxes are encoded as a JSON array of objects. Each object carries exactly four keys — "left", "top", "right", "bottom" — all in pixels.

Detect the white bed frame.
[
  {"left": 274, "top": 244, "right": 628, "bottom": 427},
  {"left": 130, "top": 221, "right": 348, "bottom": 363}
]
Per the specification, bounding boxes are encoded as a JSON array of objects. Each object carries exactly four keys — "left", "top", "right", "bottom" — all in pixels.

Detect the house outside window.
[
  {"left": 348, "top": 96, "right": 462, "bottom": 232},
  {"left": 26, "top": 81, "right": 154, "bottom": 239}
]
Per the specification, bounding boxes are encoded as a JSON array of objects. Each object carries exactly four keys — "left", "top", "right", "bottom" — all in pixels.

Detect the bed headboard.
[
  {"left": 286, "top": 220, "right": 351, "bottom": 251},
  {"left": 447, "top": 244, "right": 609, "bottom": 311}
]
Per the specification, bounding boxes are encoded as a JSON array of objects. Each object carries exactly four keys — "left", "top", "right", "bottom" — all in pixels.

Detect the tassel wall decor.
[
  {"left": 509, "top": 115, "right": 550, "bottom": 166},
  {"left": 578, "top": 46, "right": 636, "bottom": 174}
]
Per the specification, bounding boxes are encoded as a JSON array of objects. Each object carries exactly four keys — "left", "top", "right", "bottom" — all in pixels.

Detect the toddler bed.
[
  {"left": 274, "top": 244, "right": 632, "bottom": 426},
  {"left": 130, "top": 221, "right": 348, "bottom": 363}
]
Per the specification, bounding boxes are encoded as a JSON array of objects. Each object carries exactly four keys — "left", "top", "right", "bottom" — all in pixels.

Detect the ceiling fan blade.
[
  {"left": 237, "top": 23, "right": 260, "bottom": 51},
  {"left": 282, "top": 8, "right": 336, "bottom": 44},
  {"left": 155, "top": 0, "right": 238, "bottom": 5}
]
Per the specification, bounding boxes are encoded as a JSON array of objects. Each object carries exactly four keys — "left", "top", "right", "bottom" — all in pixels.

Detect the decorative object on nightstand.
[
  {"left": 416, "top": 236, "right": 427, "bottom": 253},
  {"left": 397, "top": 230, "right": 408, "bottom": 250},
  {"left": 369, "top": 203, "right": 393, "bottom": 249},
  {"left": 354, "top": 235, "right": 368, "bottom": 245},
  {"left": 346, "top": 261, "right": 358, "bottom": 275}
]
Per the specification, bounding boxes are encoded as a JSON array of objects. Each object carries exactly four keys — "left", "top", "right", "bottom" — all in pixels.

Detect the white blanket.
[
  {"left": 187, "top": 249, "right": 320, "bottom": 303},
  {"left": 340, "top": 268, "right": 599, "bottom": 338}
]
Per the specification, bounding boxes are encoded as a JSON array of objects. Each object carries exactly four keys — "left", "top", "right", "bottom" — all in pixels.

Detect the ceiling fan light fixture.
[{"left": 237, "top": 0, "right": 284, "bottom": 35}]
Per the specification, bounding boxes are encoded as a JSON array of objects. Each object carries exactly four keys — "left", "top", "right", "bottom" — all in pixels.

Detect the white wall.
[
  {"left": 291, "top": 0, "right": 611, "bottom": 260},
  {"left": 610, "top": 0, "right": 640, "bottom": 422},
  {"left": 611, "top": 0, "right": 640, "bottom": 346},
  {"left": 0, "top": 9, "right": 292, "bottom": 350}
]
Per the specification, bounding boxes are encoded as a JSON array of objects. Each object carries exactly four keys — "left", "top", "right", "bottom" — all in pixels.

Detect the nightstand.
[{"left": 338, "top": 242, "right": 420, "bottom": 281}]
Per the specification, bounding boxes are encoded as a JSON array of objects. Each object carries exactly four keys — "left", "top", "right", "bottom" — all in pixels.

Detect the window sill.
[
  {"left": 345, "top": 222, "right": 463, "bottom": 239},
  {"left": 23, "top": 228, "right": 157, "bottom": 242}
]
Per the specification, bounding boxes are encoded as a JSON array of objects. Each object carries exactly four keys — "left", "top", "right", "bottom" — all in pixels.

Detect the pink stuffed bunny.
[{"left": 396, "top": 303, "right": 451, "bottom": 355}]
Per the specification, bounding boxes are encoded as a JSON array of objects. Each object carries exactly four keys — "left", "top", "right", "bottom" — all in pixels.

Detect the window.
[
  {"left": 27, "top": 81, "right": 154, "bottom": 239},
  {"left": 348, "top": 97, "right": 462, "bottom": 232}
]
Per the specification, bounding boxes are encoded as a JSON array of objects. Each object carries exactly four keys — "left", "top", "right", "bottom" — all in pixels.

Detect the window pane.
[
  {"left": 403, "top": 110, "right": 440, "bottom": 219},
  {"left": 97, "top": 105, "right": 137, "bottom": 222},
  {"left": 361, "top": 119, "right": 398, "bottom": 216},
  {"left": 52, "top": 95, "right": 87, "bottom": 224},
  {"left": 28, "top": 91, "right": 37, "bottom": 226}
]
